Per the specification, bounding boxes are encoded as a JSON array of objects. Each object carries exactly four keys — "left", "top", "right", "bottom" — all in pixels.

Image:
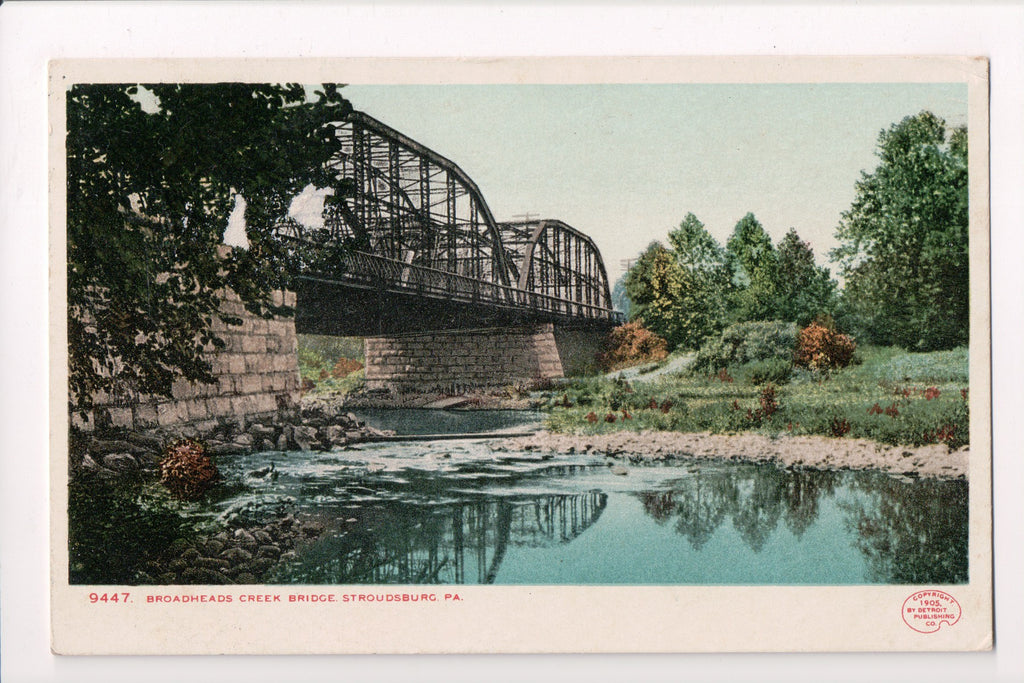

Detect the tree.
[
  {"left": 610, "top": 273, "right": 631, "bottom": 317},
  {"left": 725, "top": 213, "right": 778, "bottom": 322},
  {"left": 831, "top": 111, "right": 968, "bottom": 350},
  {"left": 624, "top": 242, "right": 689, "bottom": 348},
  {"left": 67, "top": 83, "right": 352, "bottom": 414},
  {"left": 666, "top": 213, "right": 730, "bottom": 345},
  {"left": 774, "top": 228, "right": 837, "bottom": 326}
]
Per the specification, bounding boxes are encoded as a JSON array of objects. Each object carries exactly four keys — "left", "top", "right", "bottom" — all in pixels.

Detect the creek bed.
[{"left": 186, "top": 409, "right": 968, "bottom": 586}]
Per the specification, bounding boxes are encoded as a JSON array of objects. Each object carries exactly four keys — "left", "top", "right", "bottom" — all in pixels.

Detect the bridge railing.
[{"left": 338, "top": 250, "right": 624, "bottom": 324}]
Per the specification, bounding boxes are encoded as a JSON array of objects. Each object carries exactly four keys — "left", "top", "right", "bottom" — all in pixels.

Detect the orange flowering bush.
[
  {"left": 596, "top": 321, "right": 669, "bottom": 372},
  {"left": 795, "top": 322, "right": 856, "bottom": 371},
  {"left": 331, "top": 357, "right": 364, "bottom": 378},
  {"left": 159, "top": 438, "right": 218, "bottom": 500}
]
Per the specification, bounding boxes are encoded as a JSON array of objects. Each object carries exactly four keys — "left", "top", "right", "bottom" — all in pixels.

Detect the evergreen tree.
[
  {"left": 666, "top": 212, "right": 730, "bottom": 347},
  {"left": 774, "top": 228, "right": 837, "bottom": 327},
  {"left": 725, "top": 213, "right": 778, "bottom": 322}
]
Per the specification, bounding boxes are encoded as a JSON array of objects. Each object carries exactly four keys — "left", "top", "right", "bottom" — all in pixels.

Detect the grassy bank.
[
  {"left": 297, "top": 334, "right": 365, "bottom": 396},
  {"left": 539, "top": 346, "right": 969, "bottom": 449}
]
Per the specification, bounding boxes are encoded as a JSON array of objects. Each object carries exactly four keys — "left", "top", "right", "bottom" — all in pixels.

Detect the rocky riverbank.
[
  {"left": 133, "top": 514, "right": 326, "bottom": 585},
  {"left": 71, "top": 398, "right": 393, "bottom": 483},
  {"left": 336, "top": 386, "right": 546, "bottom": 411},
  {"left": 495, "top": 430, "right": 969, "bottom": 480},
  {"left": 69, "top": 399, "right": 393, "bottom": 586}
]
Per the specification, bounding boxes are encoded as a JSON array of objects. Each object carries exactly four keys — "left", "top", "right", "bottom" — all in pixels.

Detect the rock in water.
[{"left": 610, "top": 464, "right": 629, "bottom": 476}]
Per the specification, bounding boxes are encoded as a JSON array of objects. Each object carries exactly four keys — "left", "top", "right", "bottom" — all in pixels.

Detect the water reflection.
[
  {"left": 268, "top": 492, "right": 607, "bottom": 585},
  {"left": 841, "top": 475, "right": 968, "bottom": 584},
  {"left": 221, "top": 442, "right": 967, "bottom": 585},
  {"left": 639, "top": 468, "right": 839, "bottom": 551},
  {"left": 635, "top": 466, "right": 966, "bottom": 584}
]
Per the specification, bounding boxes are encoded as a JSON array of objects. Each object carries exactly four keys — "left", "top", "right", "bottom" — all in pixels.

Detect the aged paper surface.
[{"left": 49, "top": 56, "right": 991, "bottom": 655}]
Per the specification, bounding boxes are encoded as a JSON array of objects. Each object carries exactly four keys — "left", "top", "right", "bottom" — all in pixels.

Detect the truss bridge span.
[{"left": 278, "top": 110, "right": 623, "bottom": 338}]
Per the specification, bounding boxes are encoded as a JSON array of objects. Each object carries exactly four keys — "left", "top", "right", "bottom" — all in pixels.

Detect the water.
[
  {"left": 198, "top": 411, "right": 968, "bottom": 586},
  {"left": 353, "top": 408, "right": 543, "bottom": 435}
]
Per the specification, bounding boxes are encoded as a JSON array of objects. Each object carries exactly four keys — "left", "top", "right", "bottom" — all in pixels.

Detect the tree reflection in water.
[
  {"left": 269, "top": 491, "right": 607, "bottom": 585},
  {"left": 635, "top": 464, "right": 965, "bottom": 584},
  {"left": 840, "top": 474, "right": 968, "bottom": 584}
]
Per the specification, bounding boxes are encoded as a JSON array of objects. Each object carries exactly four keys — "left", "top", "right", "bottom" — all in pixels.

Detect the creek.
[{"left": 191, "top": 409, "right": 968, "bottom": 585}]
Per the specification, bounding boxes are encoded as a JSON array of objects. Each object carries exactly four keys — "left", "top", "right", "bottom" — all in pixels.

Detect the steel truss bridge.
[{"left": 277, "top": 110, "right": 623, "bottom": 337}]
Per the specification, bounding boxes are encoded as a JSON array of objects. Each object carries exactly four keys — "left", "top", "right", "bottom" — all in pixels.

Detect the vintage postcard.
[{"left": 50, "top": 56, "right": 991, "bottom": 654}]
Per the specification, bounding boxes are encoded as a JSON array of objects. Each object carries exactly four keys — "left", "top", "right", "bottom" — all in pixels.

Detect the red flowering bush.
[
  {"left": 795, "top": 322, "right": 856, "bottom": 372},
  {"left": 830, "top": 417, "right": 852, "bottom": 437},
  {"left": 596, "top": 321, "right": 669, "bottom": 372},
  {"left": 159, "top": 439, "right": 218, "bottom": 500}
]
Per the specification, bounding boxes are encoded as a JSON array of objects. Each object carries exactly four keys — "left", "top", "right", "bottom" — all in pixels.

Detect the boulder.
[
  {"left": 196, "top": 557, "right": 231, "bottom": 571},
  {"left": 89, "top": 439, "right": 137, "bottom": 456},
  {"left": 292, "top": 425, "right": 318, "bottom": 451},
  {"left": 249, "top": 423, "right": 276, "bottom": 439},
  {"left": 204, "top": 539, "right": 225, "bottom": 556},
  {"left": 256, "top": 545, "right": 282, "bottom": 560},
  {"left": 220, "top": 547, "right": 253, "bottom": 564},
  {"left": 102, "top": 453, "right": 140, "bottom": 473},
  {"left": 126, "top": 432, "right": 164, "bottom": 452},
  {"left": 247, "top": 557, "right": 276, "bottom": 573},
  {"left": 323, "top": 425, "right": 347, "bottom": 445}
]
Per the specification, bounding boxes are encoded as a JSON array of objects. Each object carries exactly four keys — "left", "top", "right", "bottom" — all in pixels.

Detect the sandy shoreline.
[{"left": 497, "top": 430, "right": 969, "bottom": 480}]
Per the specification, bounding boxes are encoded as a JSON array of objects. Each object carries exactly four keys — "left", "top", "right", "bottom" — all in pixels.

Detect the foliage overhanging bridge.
[{"left": 274, "top": 110, "right": 623, "bottom": 337}]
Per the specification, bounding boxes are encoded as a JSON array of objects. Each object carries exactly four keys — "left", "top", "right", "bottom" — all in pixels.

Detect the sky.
[{"left": 307, "top": 82, "right": 967, "bottom": 284}]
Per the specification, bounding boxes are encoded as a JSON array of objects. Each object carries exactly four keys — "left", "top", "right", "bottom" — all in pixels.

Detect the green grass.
[
  {"left": 540, "top": 345, "right": 969, "bottom": 448},
  {"left": 297, "top": 335, "right": 366, "bottom": 396}
]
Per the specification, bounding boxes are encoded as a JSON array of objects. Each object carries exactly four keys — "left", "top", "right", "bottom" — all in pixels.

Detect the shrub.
[
  {"left": 740, "top": 357, "right": 793, "bottom": 385},
  {"left": 596, "top": 320, "right": 669, "bottom": 372},
  {"left": 795, "top": 321, "right": 857, "bottom": 371},
  {"left": 159, "top": 439, "right": 218, "bottom": 500},
  {"left": 692, "top": 320, "right": 798, "bottom": 374},
  {"left": 830, "top": 416, "right": 852, "bottom": 437},
  {"left": 331, "top": 357, "right": 364, "bottom": 378},
  {"left": 68, "top": 481, "right": 188, "bottom": 584}
]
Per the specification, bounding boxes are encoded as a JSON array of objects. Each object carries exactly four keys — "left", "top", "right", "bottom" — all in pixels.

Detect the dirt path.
[
  {"left": 496, "top": 429, "right": 969, "bottom": 480},
  {"left": 605, "top": 352, "right": 696, "bottom": 382}
]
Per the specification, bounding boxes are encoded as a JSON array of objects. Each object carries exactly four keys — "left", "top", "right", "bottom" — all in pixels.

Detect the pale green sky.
[{"left": 332, "top": 83, "right": 967, "bottom": 283}]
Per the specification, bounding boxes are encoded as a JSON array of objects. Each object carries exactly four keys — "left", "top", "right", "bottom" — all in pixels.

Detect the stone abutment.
[{"left": 75, "top": 289, "right": 301, "bottom": 434}]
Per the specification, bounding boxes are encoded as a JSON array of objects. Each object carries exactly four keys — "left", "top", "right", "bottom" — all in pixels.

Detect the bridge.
[
  {"left": 276, "top": 111, "right": 621, "bottom": 337},
  {"left": 78, "top": 109, "right": 624, "bottom": 432},
  {"left": 272, "top": 110, "right": 623, "bottom": 392}
]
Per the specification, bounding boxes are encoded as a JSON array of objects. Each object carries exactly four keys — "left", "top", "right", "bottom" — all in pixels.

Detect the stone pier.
[{"left": 364, "top": 324, "right": 565, "bottom": 393}]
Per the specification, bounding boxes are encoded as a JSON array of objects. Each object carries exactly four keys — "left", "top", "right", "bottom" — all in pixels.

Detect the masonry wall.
[
  {"left": 77, "top": 290, "right": 300, "bottom": 433},
  {"left": 364, "top": 324, "right": 564, "bottom": 393}
]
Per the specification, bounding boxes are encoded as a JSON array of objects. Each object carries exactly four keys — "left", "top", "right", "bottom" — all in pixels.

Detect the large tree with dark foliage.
[
  {"left": 831, "top": 111, "right": 968, "bottom": 350},
  {"left": 774, "top": 228, "right": 837, "bottom": 327},
  {"left": 67, "top": 83, "right": 351, "bottom": 414}
]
